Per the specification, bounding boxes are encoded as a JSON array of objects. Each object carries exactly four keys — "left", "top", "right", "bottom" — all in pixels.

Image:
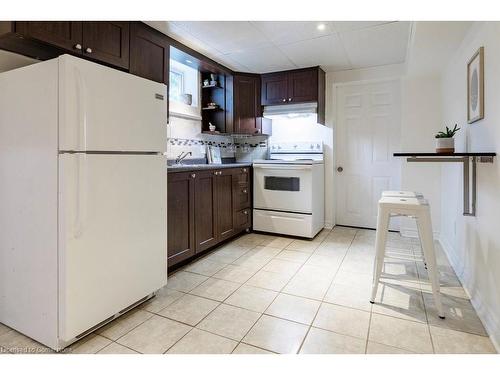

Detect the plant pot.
[{"left": 436, "top": 137, "right": 455, "bottom": 153}]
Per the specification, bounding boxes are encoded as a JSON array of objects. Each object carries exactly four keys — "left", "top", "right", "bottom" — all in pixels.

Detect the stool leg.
[
  {"left": 370, "top": 206, "right": 390, "bottom": 303},
  {"left": 416, "top": 210, "right": 445, "bottom": 319}
]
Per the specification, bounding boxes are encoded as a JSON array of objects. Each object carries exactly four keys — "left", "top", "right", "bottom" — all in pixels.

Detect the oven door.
[{"left": 253, "top": 164, "right": 313, "bottom": 213}]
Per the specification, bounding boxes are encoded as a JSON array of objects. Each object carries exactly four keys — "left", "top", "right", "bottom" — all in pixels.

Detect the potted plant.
[{"left": 435, "top": 124, "right": 460, "bottom": 153}]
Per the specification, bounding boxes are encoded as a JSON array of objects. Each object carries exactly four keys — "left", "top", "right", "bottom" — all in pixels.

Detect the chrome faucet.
[{"left": 175, "top": 151, "right": 192, "bottom": 164}]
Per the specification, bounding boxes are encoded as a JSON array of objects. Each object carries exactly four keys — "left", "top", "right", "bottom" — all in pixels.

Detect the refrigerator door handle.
[
  {"left": 74, "top": 153, "right": 88, "bottom": 238},
  {"left": 74, "top": 67, "right": 88, "bottom": 152}
]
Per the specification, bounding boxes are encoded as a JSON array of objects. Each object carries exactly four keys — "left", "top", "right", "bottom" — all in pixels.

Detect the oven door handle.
[{"left": 253, "top": 164, "right": 312, "bottom": 170}]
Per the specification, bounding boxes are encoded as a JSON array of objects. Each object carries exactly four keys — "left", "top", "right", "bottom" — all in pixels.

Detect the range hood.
[{"left": 263, "top": 102, "right": 318, "bottom": 119}]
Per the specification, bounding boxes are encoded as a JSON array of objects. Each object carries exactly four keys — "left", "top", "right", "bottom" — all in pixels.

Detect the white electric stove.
[{"left": 252, "top": 142, "right": 325, "bottom": 238}]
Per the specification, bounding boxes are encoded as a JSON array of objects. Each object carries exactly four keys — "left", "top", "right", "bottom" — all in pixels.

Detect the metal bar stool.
[{"left": 370, "top": 195, "right": 445, "bottom": 319}]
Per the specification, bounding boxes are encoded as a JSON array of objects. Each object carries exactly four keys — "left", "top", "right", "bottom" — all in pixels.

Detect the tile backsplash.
[{"left": 167, "top": 114, "right": 269, "bottom": 162}]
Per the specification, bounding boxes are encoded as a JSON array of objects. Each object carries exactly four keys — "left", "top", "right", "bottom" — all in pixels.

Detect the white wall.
[
  {"left": 440, "top": 21, "right": 500, "bottom": 349},
  {"left": 399, "top": 75, "right": 443, "bottom": 236}
]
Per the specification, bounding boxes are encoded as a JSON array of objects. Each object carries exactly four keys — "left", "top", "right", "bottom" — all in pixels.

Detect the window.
[{"left": 169, "top": 70, "right": 184, "bottom": 103}]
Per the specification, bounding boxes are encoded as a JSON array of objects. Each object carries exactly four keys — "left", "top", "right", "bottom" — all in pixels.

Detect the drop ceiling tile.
[
  {"left": 339, "top": 21, "right": 410, "bottom": 69},
  {"left": 173, "top": 21, "right": 272, "bottom": 54},
  {"left": 279, "top": 34, "right": 351, "bottom": 72},
  {"left": 224, "top": 46, "right": 296, "bottom": 73},
  {"left": 211, "top": 53, "right": 255, "bottom": 73},
  {"left": 331, "top": 21, "right": 394, "bottom": 33},
  {"left": 250, "top": 21, "right": 335, "bottom": 46}
]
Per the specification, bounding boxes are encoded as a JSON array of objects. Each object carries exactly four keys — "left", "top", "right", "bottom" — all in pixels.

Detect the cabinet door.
[
  {"left": 194, "top": 170, "right": 218, "bottom": 252},
  {"left": 234, "top": 74, "right": 262, "bottom": 134},
  {"left": 261, "top": 72, "right": 289, "bottom": 105},
  {"left": 233, "top": 183, "right": 250, "bottom": 211},
  {"left": 288, "top": 69, "right": 318, "bottom": 103},
  {"left": 216, "top": 169, "right": 236, "bottom": 242},
  {"left": 167, "top": 172, "right": 195, "bottom": 267},
  {"left": 82, "top": 22, "right": 130, "bottom": 69},
  {"left": 129, "top": 22, "right": 169, "bottom": 85},
  {"left": 15, "top": 21, "right": 83, "bottom": 53}
]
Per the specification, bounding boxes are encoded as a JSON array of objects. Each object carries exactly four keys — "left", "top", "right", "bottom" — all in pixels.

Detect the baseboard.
[{"left": 438, "top": 236, "right": 500, "bottom": 353}]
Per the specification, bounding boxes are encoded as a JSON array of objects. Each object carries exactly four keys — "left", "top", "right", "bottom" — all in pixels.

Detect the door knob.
[
  {"left": 85, "top": 47, "right": 92, "bottom": 54},
  {"left": 282, "top": 98, "right": 286, "bottom": 102},
  {"left": 74, "top": 43, "right": 82, "bottom": 50},
  {"left": 337, "top": 166, "right": 343, "bottom": 172},
  {"left": 191, "top": 173, "right": 196, "bottom": 178},
  {"left": 288, "top": 98, "right": 292, "bottom": 102}
]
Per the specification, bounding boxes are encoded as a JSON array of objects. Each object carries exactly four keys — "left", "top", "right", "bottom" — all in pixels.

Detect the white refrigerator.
[{"left": 0, "top": 55, "right": 168, "bottom": 351}]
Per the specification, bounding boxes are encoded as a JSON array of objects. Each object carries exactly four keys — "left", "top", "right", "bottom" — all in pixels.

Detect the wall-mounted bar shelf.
[{"left": 393, "top": 152, "right": 496, "bottom": 216}]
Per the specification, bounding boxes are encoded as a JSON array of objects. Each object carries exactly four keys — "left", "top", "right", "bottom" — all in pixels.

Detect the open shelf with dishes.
[{"left": 201, "top": 71, "right": 227, "bottom": 133}]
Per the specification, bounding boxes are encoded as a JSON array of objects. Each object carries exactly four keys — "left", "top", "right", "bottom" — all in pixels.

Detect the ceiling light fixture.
[{"left": 317, "top": 23, "right": 326, "bottom": 31}]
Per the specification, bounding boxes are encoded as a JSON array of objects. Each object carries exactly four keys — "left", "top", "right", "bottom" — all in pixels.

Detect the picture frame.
[{"left": 467, "top": 46, "right": 484, "bottom": 123}]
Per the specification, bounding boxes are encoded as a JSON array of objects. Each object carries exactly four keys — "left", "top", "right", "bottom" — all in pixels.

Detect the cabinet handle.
[
  {"left": 243, "top": 168, "right": 247, "bottom": 173},
  {"left": 191, "top": 173, "right": 196, "bottom": 178},
  {"left": 243, "top": 189, "right": 247, "bottom": 194},
  {"left": 74, "top": 43, "right": 82, "bottom": 50},
  {"left": 282, "top": 98, "right": 286, "bottom": 102},
  {"left": 288, "top": 98, "right": 292, "bottom": 102},
  {"left": 214, "top": 171, "right": 218, "bottom": 175},
  {"left": 85, "top": 47, "right": 92, "bottom": 54},
  {"left": 243, "top": 210, "right": 248, "bottom": 215}
]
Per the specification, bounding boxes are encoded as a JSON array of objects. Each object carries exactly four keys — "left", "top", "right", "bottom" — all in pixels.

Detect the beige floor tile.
[
  {"left": 117, "top": 315, "right": 191, "bottom": 354},
  {"left": 313, "top": 303, "right": 370, "bottom": 339},
  {"left": 339, "top": 258, "right": 374, "bottom": 275},
  {"left": 372, "top": 282, "right": 427, "bottom": 323},
  {"left": 262, "top": 259, "right": 302, "bottom": 276},
  {"left": 305, "top": 253, "right": 342, "bottom": 270},
  {"left": 260, "top": 237, "right": 294, "bottom": 249},
  {"left": 232, "top": 343, "right": 275, "bottom": 354},
  {"left": 423, "top": 292, "right": 487, "bottom": 336},
  {"left": 157, "top": 294, "right": 219, "bottom": 326},
  {"left": 184, "top": 258, "right": 227, "bottom": 277},
  {"left": 232, "top": 251, "right": 273, "bottom": 269},
  {"left": 274, "top": 250, "right": 310, "bottom": 264},
  {"left": 97, "top": 309, "right": 153, "bottom": 340},
  {"left": 205, "top": 244, "right": 253, "bottom": 264},
  {"left": 189, "top": 278, "right": 240, "bottom": 302},
  {"left": 0, "top": 324, "right": 11, "bottom": 336},
  {"left": 324, "top": 283, "right": 373, "bottom": 312},
  {"left": 197, "top": 304, "right": 261, "bottom": 341},
  {"left": 430, "top": 326, "right": 496, "bottom": 354},
  {"left": 225, "top": 285, "right": 278, "bottom": 313},
  {"left": 234, "top": 233, "right": 268, "bottom": 247},
  {"left": 167, "top": 328, "right": 238, "bottom": 354},
  {"left": 141, "top": 287, "right": 184, "bottom": 313},
  {"left": 299, "top": 327, "right": 365, "bottom": 354},
  {"left": 212, "top": 264, "right": 259, "bottom": 283},
  {"left": 66, "top": 334, "right": 112, "bottom": 354},
  {"left": 166, "top": 271, "right": 209, "bottom": 293},
  {"left": 0, "top": 329, "right": 53, "bottom": 354},
  {"left": 333, "top": 270, "right": 373, "bottom": 288},
  {"left": 366, "top": 341, "right": 414, "bottom": 354},
  {"left": 242, "top": 315, "right": 309, "bottom": 354},
  {"left": 282, "top": 270, "right": 333, "bottom": 300},
  {"left": 265, "top": 293, "right": 320, "bottom": 325},
  {"left": 286, "top": 239, "right": 320, "bottom": 253},
  {"left": 369, "top": 313, "right": 433, "bottom": 353},
  {"left": 97, "top": 342, "right": 138, "bottom": 354},
  {"left": 246, "top": 270, "right": 293, "bottom": 291},
  {"left": 251, "top": 245, "right": 283, "bottom": 257},
  {"left": 314, "top": 242, "right": 350, "bottom": 256}
]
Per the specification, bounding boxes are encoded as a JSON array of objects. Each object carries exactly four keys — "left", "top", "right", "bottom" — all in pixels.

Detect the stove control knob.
[
  {"left": 310, "top": 144, "right": 314, "bottom": 149},
  {"left": 316, "top": 144, "right": 320, "bottom": 149}
]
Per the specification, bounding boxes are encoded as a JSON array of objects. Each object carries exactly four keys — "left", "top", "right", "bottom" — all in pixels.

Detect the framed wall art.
[{"left": 467, "top": 46, "right": 484, "bottom": 123}]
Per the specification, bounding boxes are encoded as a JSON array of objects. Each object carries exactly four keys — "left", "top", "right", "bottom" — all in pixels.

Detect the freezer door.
[
  {"left": 58, "top": 153, "right": 167, "bottom": 342},
  {"left": 59, "top": 54, "right": 167, "bottom": 152}
]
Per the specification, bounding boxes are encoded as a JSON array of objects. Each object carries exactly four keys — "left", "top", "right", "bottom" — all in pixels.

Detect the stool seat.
[
  {"left": 371, "top": 195, "right": 445, "bottom": 319},
  {"left": 382, "top": 190, "right": 423, "bottom": 198}
]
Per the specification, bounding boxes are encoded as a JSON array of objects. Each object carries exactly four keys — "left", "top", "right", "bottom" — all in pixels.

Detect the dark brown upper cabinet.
[
  {"left": 129, "top": 22, "right": 169, "bottom": 85},
  {"left": 231, "top": 73, "right": 263, "bottom": 134},
  {"left": 81, "top": 22, "right": 129, "bottom": 69},
  {"left": 260, "top": 71, "right": 289, "bottom": 105},
  {"left": 261, "top": 66, "right": 326, "bottom": 124},
  {"left": 14, "top": 21, "right": 83, "bottom": 52}
]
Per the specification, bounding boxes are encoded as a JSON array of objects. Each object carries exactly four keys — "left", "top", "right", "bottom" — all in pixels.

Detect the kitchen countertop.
[{"left": 167, "top": 162, "right": 252, "bottom": 173}]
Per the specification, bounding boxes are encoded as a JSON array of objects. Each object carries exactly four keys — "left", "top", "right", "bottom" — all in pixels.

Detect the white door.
[
  {"left": 336, "top": 80, "right": 401, "bottom": 230},
  {"left": 58, "top": 153, "right": 167, "bottom": 341},
  {"left": 58, "top": 54, "right": 167, "bottom": 152}
]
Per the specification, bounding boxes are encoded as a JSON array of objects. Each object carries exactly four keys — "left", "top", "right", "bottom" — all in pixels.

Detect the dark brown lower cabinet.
[
  {"left": 167, "top": 166, "right": 251, "bottom": 267},
  {"left": 167, "top": 172, "right": 195, "bottom": 266}
]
